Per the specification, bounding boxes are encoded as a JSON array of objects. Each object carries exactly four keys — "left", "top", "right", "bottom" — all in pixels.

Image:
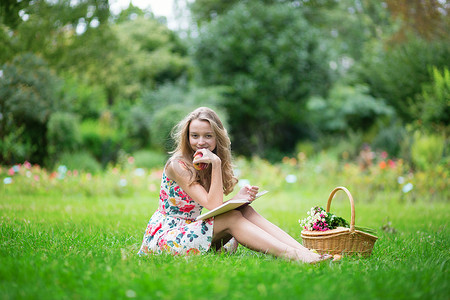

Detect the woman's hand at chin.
[{"left": 194, "top": 149, "right": 221, "bottom": 165}]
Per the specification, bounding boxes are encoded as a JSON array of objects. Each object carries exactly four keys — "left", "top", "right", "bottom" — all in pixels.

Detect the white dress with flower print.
[{"left": 138, "top": 171, "right": 214, "bottom": 255}]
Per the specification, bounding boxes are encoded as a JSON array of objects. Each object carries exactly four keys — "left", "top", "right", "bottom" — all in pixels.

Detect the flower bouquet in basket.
[{"left": 299, "top": 187, "right": 378, "bottom": 257}]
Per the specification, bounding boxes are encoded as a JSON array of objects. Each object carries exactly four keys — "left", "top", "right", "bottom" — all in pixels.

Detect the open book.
[{"left": 196, "top": 190, "right": 269, "bottom": 221}]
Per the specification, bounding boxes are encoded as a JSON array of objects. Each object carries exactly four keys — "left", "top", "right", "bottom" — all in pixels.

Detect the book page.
[{"left": 195, "top": 190, "right": 268, "bottom": 221}]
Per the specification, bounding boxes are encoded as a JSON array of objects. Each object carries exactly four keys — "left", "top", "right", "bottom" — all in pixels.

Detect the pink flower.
[
  {"left": 8, "top": 168, "right": 14, "bottom": 176},
  {"left": 24, "top": 161, "right": 32, "bottom": 169},
  {"left": 388, "top": 159, "right": 396, "bottom": 169},
  {"left": 381, "top": 151, "right": 388, "bottom": 159}
]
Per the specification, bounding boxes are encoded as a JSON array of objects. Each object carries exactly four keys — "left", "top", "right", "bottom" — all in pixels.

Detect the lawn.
[{"left": 0, "top": 158, "right": 449, "bottom": 299}]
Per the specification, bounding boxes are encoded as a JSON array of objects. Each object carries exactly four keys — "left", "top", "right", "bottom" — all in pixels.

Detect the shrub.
[
  {"left": 306, "top": 84, "right": 394, "bottom": 134},
  {"left": 56, "top": 151, "right": 101, "bottom": 174},
  {"left": 150, "top": 104, "right": 189, "bottom": 152},
  {"left": 0, "top": 53, "right": 64, "bottom": 164},
  {"left": 0, "top": 125, "right": 35, "bottom": 164},
  {"left": 61, "top": 76, "right": 107, "bottom": 120},
  {"left": 358, "top": 36, "right": 450, "bottom": 122},
  {"left": 126, "top": 82, "right": 227, "bottom": 152},
  {"left": 46, "top": 112, "right": 81, "bottom": 162},
  {"left": 123, "top": 105, "right": 152, "bottom": 150},
  {"left": 371, "top": 121, "right": 407, "bottom": 157},
  {"left": 415, "top": 67, "right": 450, "bottom": 130},
  {"left": 80, "top": 114, "right": 121, "bottom": 168},
  {"left": 411, "top": 131, "right": 446, "bottom": 171},
  {"left": 133, "top": 149, "right": 167, "bottom": 169}
]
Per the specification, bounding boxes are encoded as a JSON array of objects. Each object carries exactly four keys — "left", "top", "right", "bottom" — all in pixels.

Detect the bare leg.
[
  {"left": 238, "top": 205, "right": 307, "bottom": 251},
  {"left": 212, "top": 210, "right": 326, "bottom": 263}
]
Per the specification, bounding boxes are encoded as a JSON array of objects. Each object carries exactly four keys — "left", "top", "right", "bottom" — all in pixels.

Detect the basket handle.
[{"left": 326, "top": 187, "right": 355, "bottom": 232}]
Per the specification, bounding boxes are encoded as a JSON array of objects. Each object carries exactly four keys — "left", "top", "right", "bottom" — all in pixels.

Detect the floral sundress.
[{"left": 138, "top": 171, "right": 214, "bottom": 255}]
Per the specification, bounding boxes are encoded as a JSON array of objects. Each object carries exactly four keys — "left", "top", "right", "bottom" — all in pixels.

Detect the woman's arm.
[{"left": 165, "top": 150, "right": 224, "bottom": 210}]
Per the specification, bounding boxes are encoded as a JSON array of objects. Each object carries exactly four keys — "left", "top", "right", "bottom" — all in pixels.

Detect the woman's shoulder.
[{"left": 165, "top": 156, "right": 192, "bottom": 182}]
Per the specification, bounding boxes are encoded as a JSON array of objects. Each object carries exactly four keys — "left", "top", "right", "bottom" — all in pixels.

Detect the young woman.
[{"left": 138, "top": 107, "right": 330, "bottom": 263}]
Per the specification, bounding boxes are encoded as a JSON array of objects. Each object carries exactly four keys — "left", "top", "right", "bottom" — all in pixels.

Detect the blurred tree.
[
  {"left": 303, "top": 0, "right": 392, "bottom": 64},
  {"left": 4, "top": 0, "right": 124, "bottom": 106},
  {"left": 0, "top": 53, "right": 65, "bottom": 164},
  {"left": 0, "top": 0, "right": 31, "bottom": 29},
  {"left": 122, "top": 81, "right": 228, "bottom": 151},
  {"left": 60, "top": 75, "right": 107, "bottom": 120},
  {"left": 414, "top": 67, "right": 450, "bottom": 132},
  {"left": 113, "top": 2, "right": 150, "bottom": 24},
  {"left": 112, "top": 15, "right": 191, "bottom": 100},
  {"left": 386, "top": 0, "right": 450, "bottom": 42},
  {"left": 3, "top": 1, "right": 191, "bottom": 106},
  {"left": 46, "top": 112, "right": 82, "bottom": 163},
  {"left": 307, "top": 83, "right": 394, "bottom": 134},
  {"left": 193, "top": 2, "right": 332, "bottom": 158},
  {"left": 188, "top": 0, "right": 240, "bottom": 24},
  {"left": 357, "top": 36, "right": 450, "bottom": 123}
]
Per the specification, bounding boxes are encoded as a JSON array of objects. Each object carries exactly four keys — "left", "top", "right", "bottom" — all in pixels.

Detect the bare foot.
[{"left": 291, "top": 248, "right": 332, "bottom": 264}]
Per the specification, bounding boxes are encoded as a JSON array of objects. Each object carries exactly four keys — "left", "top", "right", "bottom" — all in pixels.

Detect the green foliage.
[
  {"left": 61, "top": 75, "right": 107, "bottom": 120},
  {"left": 371, "top": 121, "right": 407, "bottom": 157},
  {"left": 0, "top": 53, "right": 64, "bottom": 164},
  {"left": 0, "top": 125, "right": 35, "bottom": 164},
  {"left": 46, "top": 112, "right": 82, "bottom": 162},
  {"left": 57, "top": 151, "right": 101, "bottom": 174},
  {"left": 411, "top": 131, "right": 446, "bottom": 171},
  {"left": 112, "top": 15, "right": 191, "bottom": 100},
  {"left": 307, "top": 84, "right": 394, "bottom": 134},
  {"left": 295, "top": 141, "right": 317, "bottom": 159},
  {"left": 0, "top": 24, "right": 16, "bottom": 64},
  {"left": 133, "top": 149, "right": 167, "bottom": 170},
  {"left": 415, "top": 67, "right": 450, "bottom": 130},
  {"left": 79, "top": 115, "right": 121, "bottom": 168},
  {"left": 151, "top": 105, "right": 190, "bottom": 152},
  {"left": 124, "top": 105, "right": 153, "bottom": 150},
  {"left": 0, "top": 0, "right": 31, "bottom": 29},
  {"left": 124, "top": 82, "right": 228, "bottom": 151},
  {"left": 193, "top": 2, "right": 332, "bottom": 158},
  {"left": 0, "top": 53, "right": 63, "bottom": 124},
  {"left": 358, "top": 36, "right": 450, "bottom": 122}
]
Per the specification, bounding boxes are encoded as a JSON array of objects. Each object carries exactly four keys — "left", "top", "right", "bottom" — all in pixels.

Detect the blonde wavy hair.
[{"left": 169, "top": 107, "right": 238, "bottom": 195}]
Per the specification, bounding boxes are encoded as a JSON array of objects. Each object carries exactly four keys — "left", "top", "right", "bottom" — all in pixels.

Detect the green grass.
[{"left": 1, "top": 186, "right": 449, "bottom": 300}]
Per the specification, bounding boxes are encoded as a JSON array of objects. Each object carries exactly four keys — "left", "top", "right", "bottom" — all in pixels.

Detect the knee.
[
  {"left": 223, "top": 209, "right": 244, "bottom": 221},
  {"left": 239, "top": 205, "right": 258, "bottom": 218},
  {"left": 217, "top": 209, "right": 245, "bottom": 226},
  {"left": 214, "top": 209, "right": 244, "bottom": 233}
]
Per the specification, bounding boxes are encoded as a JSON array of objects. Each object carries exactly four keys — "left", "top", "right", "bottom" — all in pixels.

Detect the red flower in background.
[{"left": 388, "top": 159, "right": 396, "bottom": 169}]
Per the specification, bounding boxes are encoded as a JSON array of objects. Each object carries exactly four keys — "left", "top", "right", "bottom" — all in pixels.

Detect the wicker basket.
[{"left": 301, "top": 187, "right": 378, "bottom": 257}]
